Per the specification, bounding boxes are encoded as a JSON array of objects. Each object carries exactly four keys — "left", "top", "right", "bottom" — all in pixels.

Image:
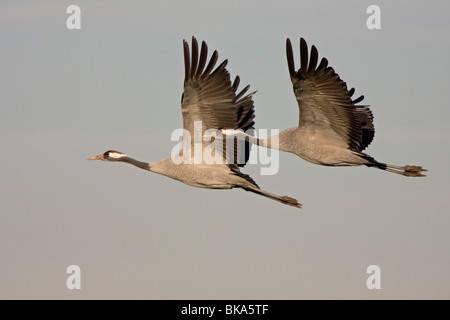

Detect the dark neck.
[{"left": 121, "top": 156, "right": 150, "bottom": 170}]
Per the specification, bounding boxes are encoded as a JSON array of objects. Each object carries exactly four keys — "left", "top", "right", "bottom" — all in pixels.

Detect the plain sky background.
[{"left": 1, "top": 0, "right": 449, "bottom": 299}]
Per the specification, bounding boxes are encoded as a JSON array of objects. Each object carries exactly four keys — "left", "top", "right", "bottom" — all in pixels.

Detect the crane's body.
[
  {"left": 269, "top": 127, "right": 372, "bottom": 167},
  {"left": 225, "top": 126, "right": 372, "bottom": 166},
  {"left": 151, "top": 157, "right": 256, "bottom": 190}
]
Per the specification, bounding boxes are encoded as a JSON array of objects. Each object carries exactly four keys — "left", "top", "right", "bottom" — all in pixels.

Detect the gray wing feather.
[
  {"left": 287, "top": 37, "right": 371, "bottom": 151},
  {"left": 181, "top": 37, "right": 256, "bottom": 165},
  {"left": 181, "top": 37, "right": 237, "bottom": 144}
]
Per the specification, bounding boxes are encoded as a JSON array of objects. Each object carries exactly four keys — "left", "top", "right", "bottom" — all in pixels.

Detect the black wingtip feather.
[
  {"left": 232, "top": 76, "right": 240, "bottom": 93},
  {"left": 203, "top": 50, "right": 218, "bottom": 75},
  {"left": 183, "top": 40, "right": 190, "bottom": 81},
  {"left": 308, "top": 45, "right": 318, "bottom": 74},
  {"left": 211, "top": 59, "right": 228, "bottom": 76},
  {"left": 286, "top": 38, "right": 296, "bottom": 77},
  {"left": 352, "top": 95, "right": 365, "bottom": 104},
  {"left": 300, "top": 38, "right": 308, "bottom": 73},
  {"left": 317, "top": 57, "right": 328, "bottom": 71},
  {"left": 235, "top": 84, "right": 250, "bottom": 101},
  {"left": 349, "top": 87, "right": 355, "bottom": 97},
  {"left": 190, "top": 37, "right": 199, "bottom": 78},
  {"left": 195, "top": 41, "right": 208, "bottom": 78}
]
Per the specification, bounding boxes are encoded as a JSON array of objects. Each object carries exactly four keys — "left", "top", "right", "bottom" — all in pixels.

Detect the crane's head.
[{"left": 87, "top": 150, "right": 127, "bottom": 162}]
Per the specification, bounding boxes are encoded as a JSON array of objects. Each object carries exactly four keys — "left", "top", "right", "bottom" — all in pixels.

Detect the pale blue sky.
[{"left": 1, "top": 0, "right": 449, "bottom": 299}]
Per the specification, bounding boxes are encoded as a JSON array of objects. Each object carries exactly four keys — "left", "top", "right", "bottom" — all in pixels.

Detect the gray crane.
[
  {"left": 88, "top": 37, "right": 301, "bottom": 208},
  {"left": 217, "top": 38, "right": 426, "bottom": 177}
]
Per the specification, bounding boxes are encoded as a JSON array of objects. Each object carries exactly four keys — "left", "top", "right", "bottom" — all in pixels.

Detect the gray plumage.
[{"left": 88, "top": 37, "right": 301, "bottom": 208}]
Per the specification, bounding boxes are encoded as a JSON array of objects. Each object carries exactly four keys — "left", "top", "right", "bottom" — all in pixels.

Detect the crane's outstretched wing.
[
  {"left": 181, "top": 37, "right": 255, "bottom": 165},
  {"left": 286, "top": 38, "right": 374, "bottom": 151}
]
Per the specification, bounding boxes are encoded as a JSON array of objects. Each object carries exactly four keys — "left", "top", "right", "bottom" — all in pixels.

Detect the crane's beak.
[{"left": 87, "top": 154, "right": 104, "bottom": 161}]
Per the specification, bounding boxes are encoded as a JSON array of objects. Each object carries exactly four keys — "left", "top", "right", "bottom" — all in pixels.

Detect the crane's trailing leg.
[
  {"left": 362, "top": 155, "right": 427, "bottom": 177},
  {"left": 379, "top": 163, "right": 427, "bottom": 177},
  {"left": 244, "top": 187, "right": 302, "bottom": 208}
]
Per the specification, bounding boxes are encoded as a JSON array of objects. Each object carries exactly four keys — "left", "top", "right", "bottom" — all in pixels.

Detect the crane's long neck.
[
  {"left": 235, "top": 129, "right": 295, "bottom": 153},
  {"left": 120, "top": 156, "right": 151, "bottom": 171}
]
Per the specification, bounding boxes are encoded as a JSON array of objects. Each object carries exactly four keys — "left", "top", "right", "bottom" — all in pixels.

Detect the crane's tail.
[
  {"left": 244, "top": 187, "right": 302, "bottom": 209},
  {"left": 359, "top": 153, "right": 427, "bottom": 177}
]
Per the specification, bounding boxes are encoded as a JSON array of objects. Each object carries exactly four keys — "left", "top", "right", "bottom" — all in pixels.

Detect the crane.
[
  {"left": 88, "top": 37, "right": 301, "bottom": 208},
  {"left": 216, "top": 38, "right": 427, "bottom": 177}
]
